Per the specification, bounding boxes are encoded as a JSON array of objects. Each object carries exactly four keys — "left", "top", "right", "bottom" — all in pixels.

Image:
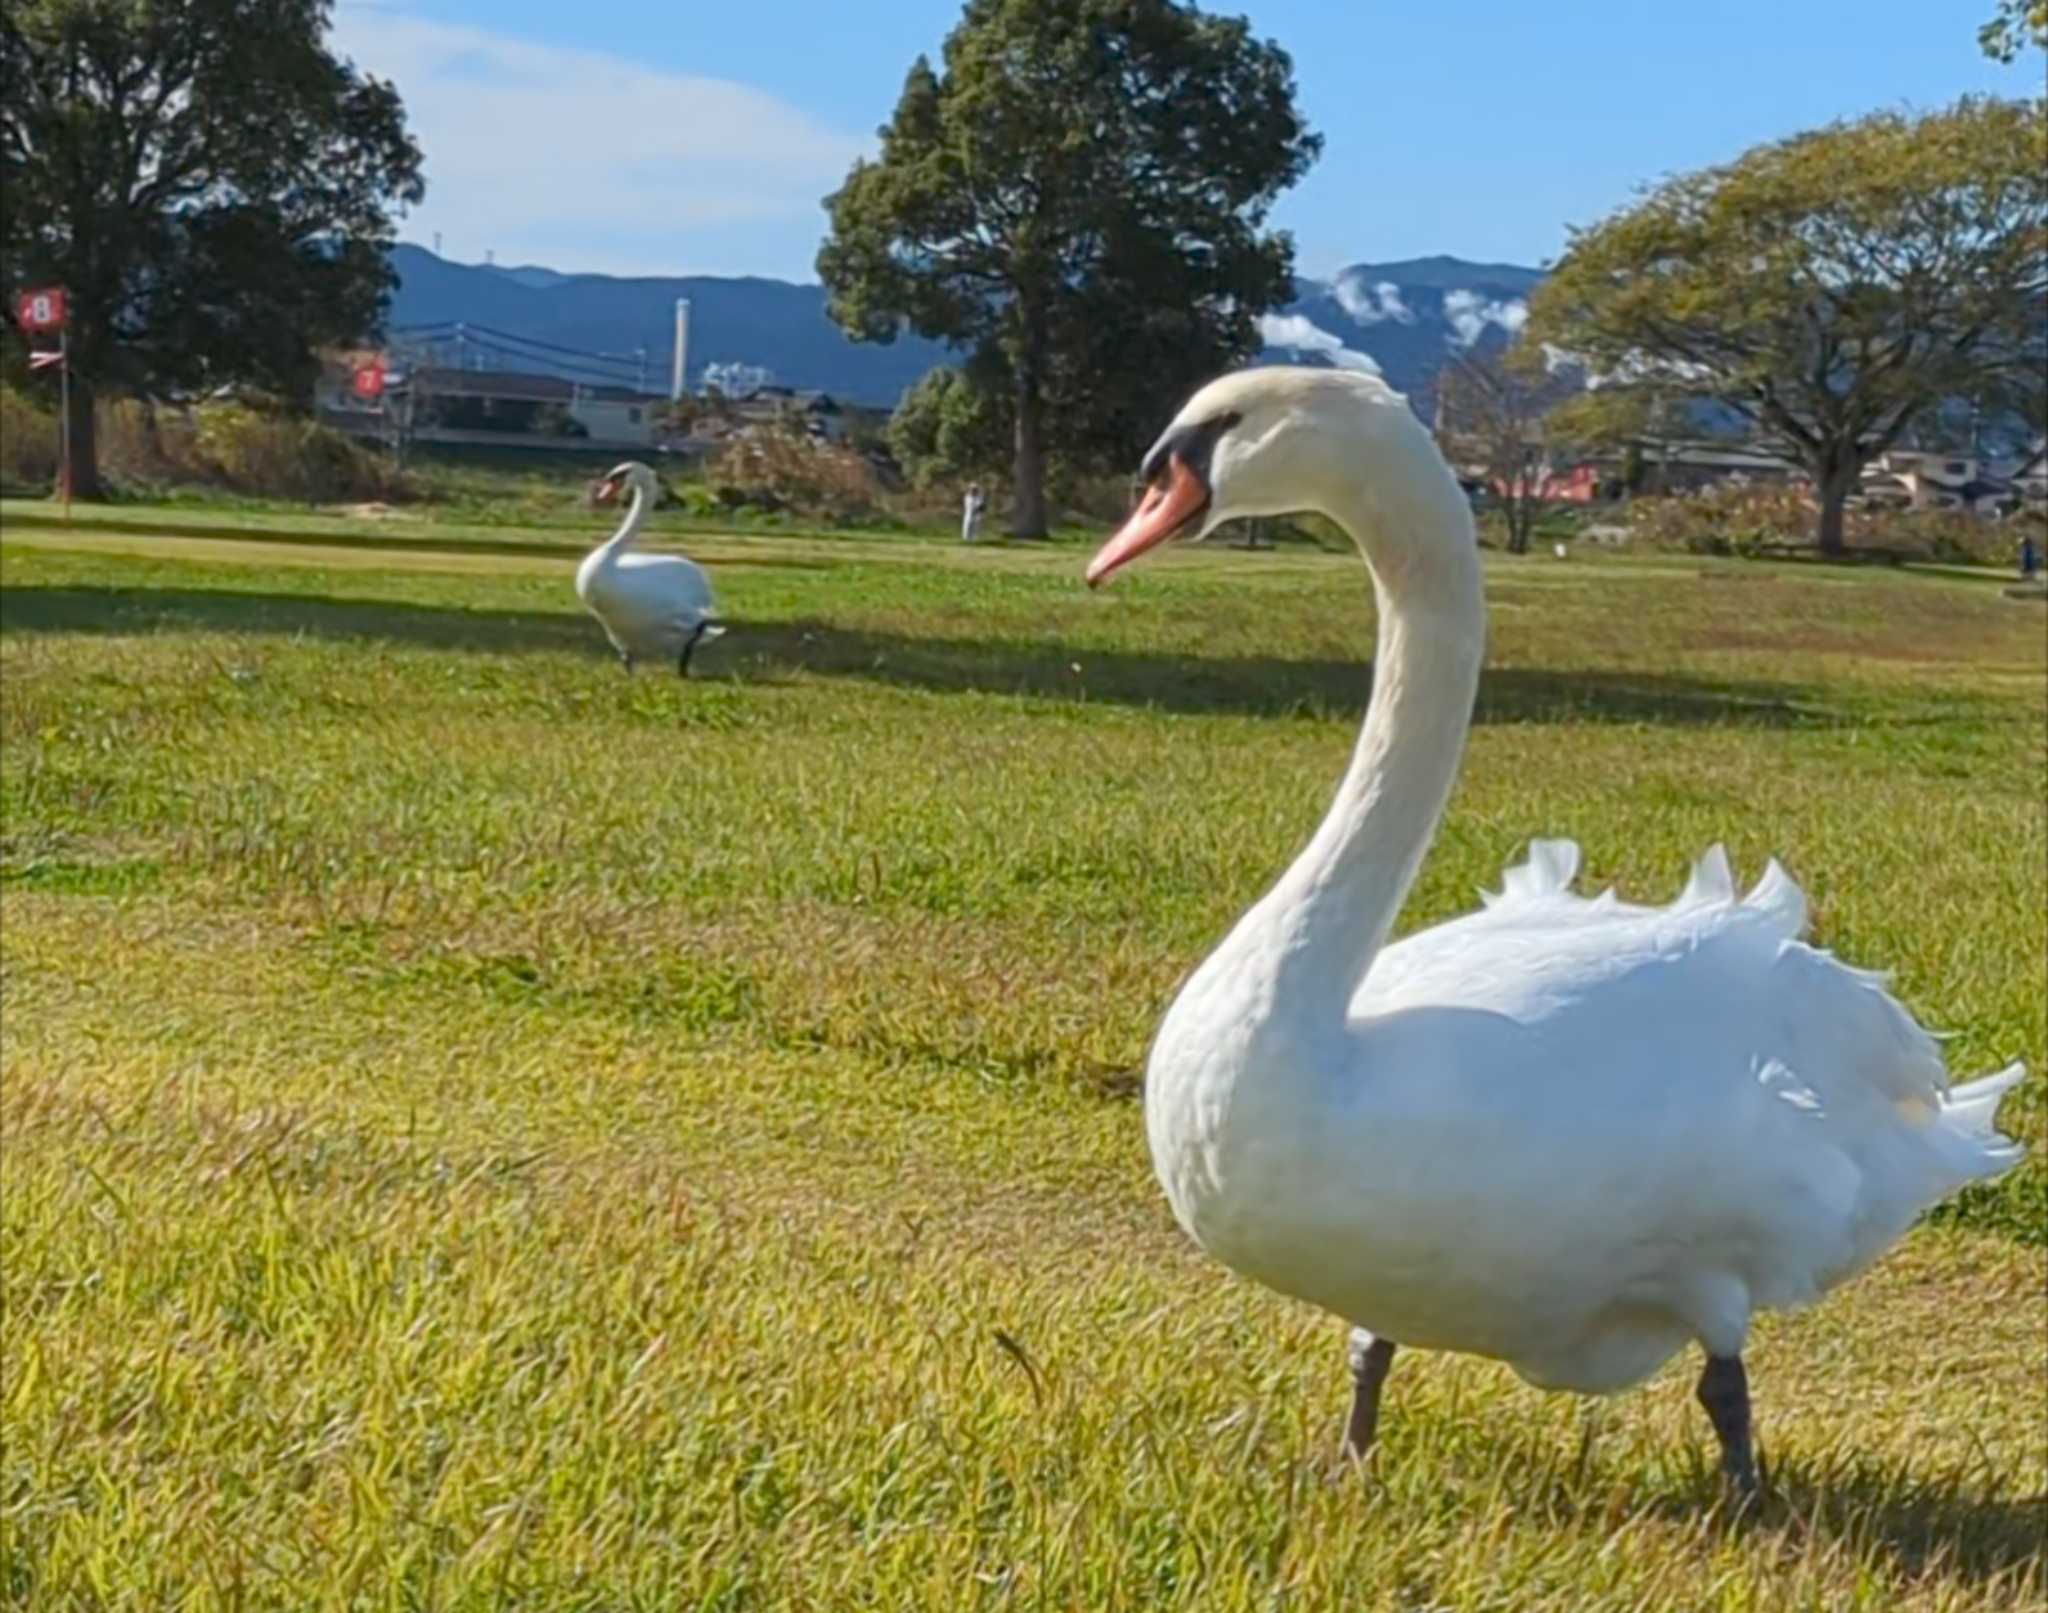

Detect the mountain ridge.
[{"left": 383, "top": 243, "right": 1544, "bottom": 407}]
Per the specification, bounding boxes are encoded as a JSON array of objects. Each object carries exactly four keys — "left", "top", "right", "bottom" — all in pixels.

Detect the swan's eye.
[{"left": 1142, "top": 410, "right": 1243, "bottom": 487}]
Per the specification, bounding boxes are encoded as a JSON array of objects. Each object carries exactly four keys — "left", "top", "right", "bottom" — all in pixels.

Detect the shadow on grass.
[
  {"left": 1492, "top": 1431, "right": 2047, "bottom": 1590},
  {"left": 0, "top": 505, "right": 865, "bottom": 561},
  {"left": 0, "top": 585, "right": 1837, "bottom": 728},
  {"left": 1755, "top": 1462, "right": 2048, "bottom": 1590}
]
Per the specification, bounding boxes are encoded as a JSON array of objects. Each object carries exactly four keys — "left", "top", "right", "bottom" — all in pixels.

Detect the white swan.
[
  {"left": 577, "top": 462, "right": 723, "bottom": 675},
  {"left": 1085, "top": 367, "right": 2025, "bottom": 1495}
]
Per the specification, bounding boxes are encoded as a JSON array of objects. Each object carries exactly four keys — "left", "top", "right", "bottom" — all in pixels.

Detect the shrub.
[
  {"left": 1626, "top": 485, "right": 1816, "bottom": 556},
  {"left": 0, "top": 386, "right": 60, "bottom": 490},
  {"left": 173, "top": 402, "right": 410, "bottom": 502},
  {"left": 1628, "top": 482, "right": 2045, "bottom": 565},
  {"left": 3, "top": 390, "right": 412, "bottom": 504},
  {"left": 709, "top": 430, "right": 884, "bottom": 522},
  {"left": 1881, "top": 507, "right": 2043, "bottom": 567}
]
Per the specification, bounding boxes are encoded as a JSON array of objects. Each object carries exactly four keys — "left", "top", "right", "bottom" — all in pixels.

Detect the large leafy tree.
[
  {"left": 1525, "top": 98, "right": 2047, "bottom": 556},
  {"left": 818, "top": 0, "right": 1319, "bottom": 538},
  {"left": 1980, "top": 1, "right": 2048, "bottom": 60},
  {"left": 0, "top": 1, "right": 423, "bottom": 497}
]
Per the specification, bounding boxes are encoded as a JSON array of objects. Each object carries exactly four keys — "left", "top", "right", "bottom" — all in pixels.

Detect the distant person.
[
  {"left": 2020, "top": 532, "right": 2041, "bottom": 581},
  {"left": 961, "top": 482, "right": 987, "bottom": 544}
]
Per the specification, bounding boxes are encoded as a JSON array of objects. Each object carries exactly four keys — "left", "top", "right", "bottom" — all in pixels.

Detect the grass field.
[{"left": 2, "top": 506, "right": 2043, "bottom": 1610}]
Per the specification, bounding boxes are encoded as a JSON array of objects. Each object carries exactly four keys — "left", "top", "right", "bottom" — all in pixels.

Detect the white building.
[{"left": 1861, "top": 450, "right": 2017, "bottom": 515}]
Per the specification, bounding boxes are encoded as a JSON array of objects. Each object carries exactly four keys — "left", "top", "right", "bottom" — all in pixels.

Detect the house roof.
[
  {"left": 402, "top": 366, "right": 662, "bottom": 406},
  {"left": 735, "top": 386, "right": 840, "bottom": 412}
]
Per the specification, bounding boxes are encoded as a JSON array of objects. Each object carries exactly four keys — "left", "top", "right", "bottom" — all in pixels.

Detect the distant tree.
[
  {"left": 1542, "top": 387, "right": 1693, "bottom": 496},
  {"left": 1980, "top": 0, "right": 2048, "bottom": 60},
  {"left": 0, "top": 1, "right": 424, "bottom": 498},
  {"left": 1434, "top": 347, "right": 1576, "bottom": 554},
  {"left": 1526, "top": 98, "right": 2047, "bottom": 556},
  {"left": 818, "top": 0, "right": 1319, "bottom": 537},
  {"left": 887, "top": 363, "right": 1010, "bottom": 489}
]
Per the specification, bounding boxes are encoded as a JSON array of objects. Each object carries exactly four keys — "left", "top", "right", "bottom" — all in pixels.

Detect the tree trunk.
[
  {"left": 1814, "top": 457, "right": 1857, "bottom": 559},
  {"left": 61, "top": 377, "right": 103, "bottom": 502},
  {"left": 1010, "top": 360, "right": 1047, "bottom": 539}
]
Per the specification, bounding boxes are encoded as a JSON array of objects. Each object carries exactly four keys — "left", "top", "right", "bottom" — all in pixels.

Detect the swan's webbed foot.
[
  {"left": 1696, "top": 1353, "right": 1760, "bottom": 1504},
  {"left": 1341, "top": 1328, "right": 1397, "bottom": 1462}
]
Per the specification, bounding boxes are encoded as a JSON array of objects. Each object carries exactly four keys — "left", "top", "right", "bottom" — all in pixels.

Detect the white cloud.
[
  {"left": 1441, "top": 288, "right": 1529, "bottom": 349},
  {"left": 1332, "top": 274, "right": 1414, "bottom": 326},
  {"left": 1258, "top": 313, "right": 1382, "bottom": 374},
  {"left": 328, "top": 12, "right": 866, "bottom": 277}
]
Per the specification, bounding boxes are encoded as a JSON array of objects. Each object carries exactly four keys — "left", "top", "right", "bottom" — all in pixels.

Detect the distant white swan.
[
  {"left": 1086, "top": 366, "right": 2025, "bottom": 1497},
  {"left": 577, "top": 461, "right": 722, "bottom": 675}
]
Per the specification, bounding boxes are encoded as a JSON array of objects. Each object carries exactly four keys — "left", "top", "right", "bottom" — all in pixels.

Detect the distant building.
[
  {"left": 1440, "top": 433, "right": 1803, "bottom": 506},
  {"left": 1860, "top": 450, "right": 2018, "bottom": 516},
  {"left": 731, "top": 386, "right": 848, "bottom": 443},
  {"left": 1990, "top": 439, "right": 2048, "bottom": 510},
  {"left": 315, "top": 360, "right": 665, "bottom": 450}
]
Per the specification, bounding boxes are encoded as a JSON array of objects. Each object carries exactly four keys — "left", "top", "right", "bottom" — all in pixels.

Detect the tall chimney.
[{"left": 670, "top": 298, "right": 691, "bottom": 401}]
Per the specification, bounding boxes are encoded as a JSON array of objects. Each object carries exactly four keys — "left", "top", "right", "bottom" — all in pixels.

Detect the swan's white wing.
[
  {"left": 582, "top": 552, "right": 719, "bottom": 658},
  {"left": 1339, "top": 840, "right": 2024, "bottom": 1364},
  {"left": 612, "top": 552, "right": 716, "bottom": 615}
]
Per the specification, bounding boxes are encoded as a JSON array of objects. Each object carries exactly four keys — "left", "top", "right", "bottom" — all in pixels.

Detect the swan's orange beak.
[
  {"left": 594, "top": 477, "right": 620, "bottom": 505},
  {"left": 1086, "top": 457, "right": 1209, "bottom": 588}
]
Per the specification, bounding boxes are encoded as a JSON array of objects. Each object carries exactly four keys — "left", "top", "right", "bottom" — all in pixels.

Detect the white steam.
[
  {"left": 1333, "top": 274, "right": 1415, "bottom": 326},
  {"left": 1258, "top": 313, "right": 1382, "bottom": 375},
  {"left": 1442, "top": 288, "right": 1529, "bottom": 349}
]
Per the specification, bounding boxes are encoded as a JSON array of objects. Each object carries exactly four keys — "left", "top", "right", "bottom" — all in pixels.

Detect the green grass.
[{"left": 2, "top": 515, "right": 2043, "bottom": 1610}]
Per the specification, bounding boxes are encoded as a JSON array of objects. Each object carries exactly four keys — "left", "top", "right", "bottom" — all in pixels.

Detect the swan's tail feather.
[
  {"left": 1678, "top": 844, "right": 1735, "bottom": 906},
  {"left": 1485, "top": 838, "right": 1580, "bottom": 907},
  {"left": 1742, "top": 857, "right": 1808, "bottom": 938},
  {"left": 1936, "top": 1061, "right": 2028, "bottom": 1180}
]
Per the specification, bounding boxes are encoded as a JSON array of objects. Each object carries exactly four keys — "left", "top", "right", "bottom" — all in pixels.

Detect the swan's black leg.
[
  {"left": 1696, "top": 1353, "right": 1759, "bottom": 1501},
  {"left": 1343, "top": 1329, "right": 1397, "bottom": 1460},
  {"left": 618, "top": 650, "right": 634, "bottom": 675},
  {"left": 677, "top": 622, "right": 709, "bottom": 677}
]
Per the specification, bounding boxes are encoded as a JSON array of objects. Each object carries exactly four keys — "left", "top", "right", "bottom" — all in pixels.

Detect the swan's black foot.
[
  {"left": 1696, "top": 1352, "right": 1760, "bottom": 1504},
  {"left": 1341, "top": 1329, "right": 1396, "bottom": 1463},
  {"left": 677, "top": 622, "right": 710, "bottom": 677}
]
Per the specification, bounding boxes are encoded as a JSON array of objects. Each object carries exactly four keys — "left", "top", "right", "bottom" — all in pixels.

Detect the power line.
[
  {"left": 385, "top": 324, "right": 664, "bottom": 392},
  {"left": 390, "top": 320, "right": 659, "bottom": 378}
]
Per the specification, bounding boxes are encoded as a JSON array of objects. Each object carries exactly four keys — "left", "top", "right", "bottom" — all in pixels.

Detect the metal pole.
[{"left": 58, "top": 327, "right": 72, "bottom": 520}]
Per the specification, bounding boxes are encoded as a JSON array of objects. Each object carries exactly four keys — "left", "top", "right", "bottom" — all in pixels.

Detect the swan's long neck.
[
  {"left": 1217, "top": 470, "right": 1484, "bottom": 1032},
  {"left": 598, "top": 481, "right": 649, "bottom": 558}
]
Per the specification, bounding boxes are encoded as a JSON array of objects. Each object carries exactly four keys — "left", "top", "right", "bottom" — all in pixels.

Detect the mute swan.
[
  {"left": 1085, "top": 367, "right": 2025, "bottom": 1497},
  {"left": 577, "top": 461, "right": 723, "bottom": 675}
]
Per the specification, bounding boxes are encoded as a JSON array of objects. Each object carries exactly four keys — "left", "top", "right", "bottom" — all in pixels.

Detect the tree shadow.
[
  {"left": 736, "top": 618, "right": 1836, "bottom": 728},
  {"left": 0, "top": 585, "right": 1839, "bottom": 728},
  {"left": 2, "top": 512, "right": 832, "bottom": 570}
]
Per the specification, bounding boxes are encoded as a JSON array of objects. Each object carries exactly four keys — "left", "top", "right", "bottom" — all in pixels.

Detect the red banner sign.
[
  {"left": 352, "top": 363, "right": 387, "bottom": 400},
  {"left": 16, "top": 287, "right": 66, "bottom": 333}
]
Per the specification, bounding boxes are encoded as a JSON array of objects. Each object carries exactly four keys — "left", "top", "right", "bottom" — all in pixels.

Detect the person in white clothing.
[{"left": 961, "top": 482, "right": 986, "bottom": 544}]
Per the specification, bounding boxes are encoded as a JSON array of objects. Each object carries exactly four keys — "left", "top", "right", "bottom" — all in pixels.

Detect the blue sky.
[{"left": 332, "top": 0, "right": 2028, "bottom": 283}]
